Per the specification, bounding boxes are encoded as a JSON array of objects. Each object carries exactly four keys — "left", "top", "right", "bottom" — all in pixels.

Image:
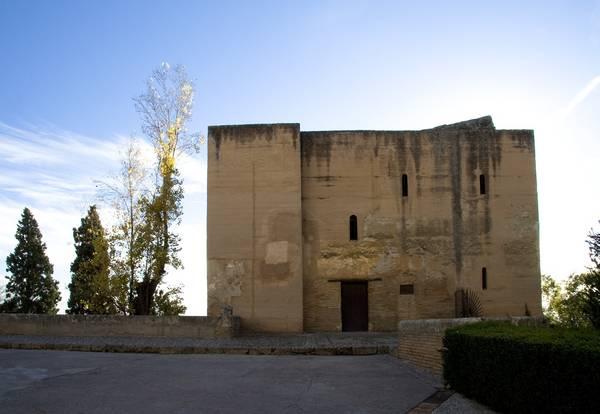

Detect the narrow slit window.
[
  {"left": 400, "top": 284, "right": 414, "bottom": 295},
  {"left": 402, "top": 174, "right": 408, "bottom": 197},
  {"left": 349, "top": 215, "right": 358, "bottom": 241},
  {"left": 479, "top": 174, "right": 486, "bottom": 195},
  {"left": 482, "top": 267, "right": 488, "bottom": 290}
]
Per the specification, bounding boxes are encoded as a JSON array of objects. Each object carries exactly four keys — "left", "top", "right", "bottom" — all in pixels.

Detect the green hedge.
[{"left": 443, "top": 321, "right": 600, "bottom": 413}]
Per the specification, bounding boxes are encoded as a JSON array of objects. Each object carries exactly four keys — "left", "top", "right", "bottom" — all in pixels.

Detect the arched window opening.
[
  {"left": 482, "top": 267, "right": 488, "bottom": 290},
  {"left": 349, "top": 215, "right": 358, "bottom": 241},
  {"left": 480, "top": 174, "right": 486, "bottom": 195},
  {"left": 402, "top": 174, "right": 408, "bottom": 197}
]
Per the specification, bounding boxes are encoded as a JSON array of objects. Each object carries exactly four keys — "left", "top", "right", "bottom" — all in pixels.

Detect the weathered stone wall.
[
  {"left": 207, "top": 124, "right": 304, "bottom": 332},
  {"left": 207, "top": 116, "right": 541, "bottom": 333},
  {"left": 397, "top": 318, "right": 481, "bottom": 375},
  {"left": 301, "top": 117, "right": 541, "bottom": 332},
  {"left": 397, "top": 317, "right": 545, "bottom": 376},
  {"left": 0, "top": 313, "right": 239, "bottom": 338}
]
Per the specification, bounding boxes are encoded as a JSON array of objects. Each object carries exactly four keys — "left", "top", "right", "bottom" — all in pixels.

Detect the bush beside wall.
[{"left": 443, "top": 321, "right": 600, "bottom": 413}]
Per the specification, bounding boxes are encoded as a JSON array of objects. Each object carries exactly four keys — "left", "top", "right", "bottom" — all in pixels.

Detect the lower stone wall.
[
  {"left": 397, "top": 317, "right": 544, "bottom": 376},
  {"left": 0, "top": 313, "right": 240, "bottom": 339}
]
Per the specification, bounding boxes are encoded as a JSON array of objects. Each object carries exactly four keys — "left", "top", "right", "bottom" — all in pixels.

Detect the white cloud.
[
  {"left": 561, "top": 75, "right": 600, "bottom": 119},
  {"left": 0, "top": 122, "right": 208, "bottom": 315},
  {"left": 0, "top": 121, "right": 123, "bottom": 165},
  {"left": 178, "top": 152, "right": 207, "bottom": 195}
]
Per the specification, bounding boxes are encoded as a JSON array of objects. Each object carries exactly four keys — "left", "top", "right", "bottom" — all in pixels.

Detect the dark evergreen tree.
[
  {"left": 1, "top": 208, "right": 61, "bottom": 313},
  {"left": 67, "top": 205, "right": 114, "bottom": 314}
]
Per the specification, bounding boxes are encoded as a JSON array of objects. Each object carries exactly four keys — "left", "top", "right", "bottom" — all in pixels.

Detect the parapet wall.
[
  {"left": 0, "top": 313, "right": 240, "bottom": 338},
  {"left": 397, "top": 317, "right": 544, "bottom": 376}
]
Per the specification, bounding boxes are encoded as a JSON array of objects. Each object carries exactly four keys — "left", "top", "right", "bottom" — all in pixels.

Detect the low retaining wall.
[
  {"left": 0, "top": 313, "right": 240, "bottom": 339},
  {"left": 397, "top": 317, "right": 544, "bottom": 376}
]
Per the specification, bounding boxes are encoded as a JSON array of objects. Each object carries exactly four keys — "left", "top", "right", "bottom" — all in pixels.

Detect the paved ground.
[
  {"left": 0, "top": 332, "right": 397, "bottom": 355},
  {"left": 0, "top": 349, "right": 444, "bottom": 414},
  {"left": 433, "top": 393, "right": 497, "bottom": 414}
]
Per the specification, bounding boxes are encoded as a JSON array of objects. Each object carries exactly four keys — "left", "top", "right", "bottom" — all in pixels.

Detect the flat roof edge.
[
  {"left": 497, "top": 129, "right": 534, "bottom": 134},
  {"left": 206, "top": 116, "right": 533, "bottom": 134},
  {"left": 208, "top": 123, "right": 300, "bottom": 130},
  {"left": 302, "top": 116, "right": 497, "bottom": 134}
]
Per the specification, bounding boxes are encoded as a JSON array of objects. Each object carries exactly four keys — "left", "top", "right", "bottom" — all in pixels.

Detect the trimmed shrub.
[{"left": 443, "top": 321, "right": 600, "bottom": 413}]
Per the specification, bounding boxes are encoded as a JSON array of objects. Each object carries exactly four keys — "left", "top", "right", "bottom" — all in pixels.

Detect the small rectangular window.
[
  {"left": 349, "top": 215, "right": 358, "bottom": 241},
  {"left": 402, "top": 174, "right": 408, "bottom": 197},
  {"left": 480, "top": 174, "right": 486, "bottom": 195},
  {"left": 482, "top": 267, "right": 488, "bottom": 290},
  {"left": 400, "top": 284, "right": 414, "bottom": 295}
]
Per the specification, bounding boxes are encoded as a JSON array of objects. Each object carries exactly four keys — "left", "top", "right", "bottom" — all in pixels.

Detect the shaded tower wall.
[
  {"left": 301, "top": 116, "right": 541, "bottom": 332},
  {"left": 207, "top": 124, "right": 304, "bottom": 332}
]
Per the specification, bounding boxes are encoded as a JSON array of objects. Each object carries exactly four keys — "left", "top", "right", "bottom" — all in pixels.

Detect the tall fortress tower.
[{"left": 207, "top": 116, "right": 541, "bottom": 332}]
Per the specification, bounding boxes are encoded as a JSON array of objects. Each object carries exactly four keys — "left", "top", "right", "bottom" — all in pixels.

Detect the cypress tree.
[
  {"left": 1, "top": 207, "right": 61, "bottom": 313},
  {"left": 67, "top": 205, "right": 113, "bottom": 314}
]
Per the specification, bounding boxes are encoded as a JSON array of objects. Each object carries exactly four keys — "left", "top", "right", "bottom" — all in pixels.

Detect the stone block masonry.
[
  {"left": 207, "top": 124, "right": 304, "bottom": 333},
  {"left": 0, "top": 331, "right": 397, "bottom": 355},
  {"left": 398, "top": 318, "right": 481, "bottom": 376},
  {"left": 397, "top": 317, "right": 544, "bottom": 376},
  {"left": 208, "top": 116, "right": 542, "bottom": 333},
  {"left": 0, "top": 313, "right": 240, "bottom": 339}
]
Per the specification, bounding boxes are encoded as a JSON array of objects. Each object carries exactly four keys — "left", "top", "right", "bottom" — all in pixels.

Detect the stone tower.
[{"left": 207, "top": 117, "right": 541, "bottom": 332}]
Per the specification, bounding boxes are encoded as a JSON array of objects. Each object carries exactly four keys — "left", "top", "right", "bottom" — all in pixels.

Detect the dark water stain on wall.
[
  {"left": 302, "top": 218, "right": 320, "bottom": 274},
  {"left": 448, "top": 130, "right": 464, "bottom": 277},
  {"left": 508, "top": 130, "right": 535, "bottom": 152},
  {"left": 409, "top": 131, "right": 422, "bottom": 174},
  {"left": 430, "top": 131, "right": 448, "bottom": 178},
  {"left": 410, "top": 132, "right": 424, "bottom": 196},
  {"left": 388, "top": 153, "right": 402, "bottom": 213},
  {"left": 388, "top": 133, "right": 408, "bottom": 174},
  {"left": 426, "top": 117, "right": 502, "bottom": 278},
  {"left": 259, "top": 262, "right": 291, "bottom": 283},
  {"left": 289, "top": 118, "right": 503, "bottom": 280},
  {"left": 210, "top": 124, "right": 299, "bottom": 161},
  {"left": 301, "top": 132, "right": 333, "bottom": 169},
  {"left": 465, "top": 128, "right": 499, "bottom": 237},
  {"left": 271, "top": 212, "right": 298, "bottom": 241},
  {"left": 384, "top": 132, "right": 409, "bottom": 214},
  {"left": 314, "top": 176, "right": 340, "bottom": 182}
]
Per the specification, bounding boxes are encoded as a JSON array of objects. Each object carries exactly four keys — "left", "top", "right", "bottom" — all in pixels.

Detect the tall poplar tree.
[
  {"left": 67, "top": 205, "right": 115, "bottom": 314},
  {"left": 98, "top": 140, "right": 149, "bottom": 313},
  {"left": 131, "top": 63, "right": 198, "bottom": 314},
  {"left": 1, "top": 208, "right": 61, "bottom": 314}
]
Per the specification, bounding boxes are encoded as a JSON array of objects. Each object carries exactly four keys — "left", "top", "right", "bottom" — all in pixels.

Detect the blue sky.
[{"left": 1, "top": 1, "right": 599, "bottom": 314}]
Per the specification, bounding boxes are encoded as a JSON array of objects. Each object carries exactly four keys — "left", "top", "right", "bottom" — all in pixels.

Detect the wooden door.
[{"left": 341, "top": 281, "right": 368, "bottom": 331}]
